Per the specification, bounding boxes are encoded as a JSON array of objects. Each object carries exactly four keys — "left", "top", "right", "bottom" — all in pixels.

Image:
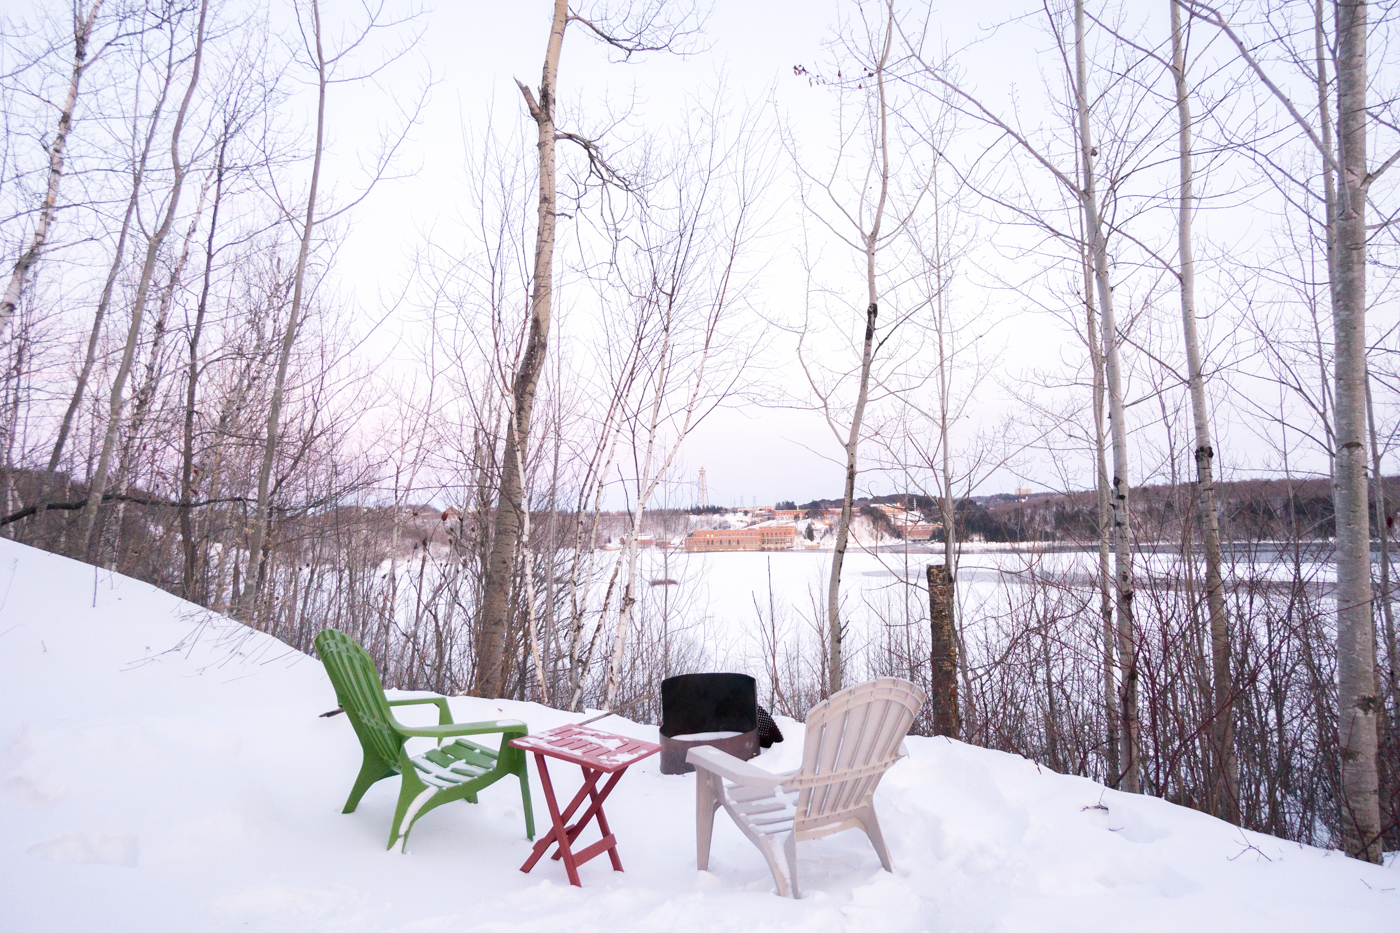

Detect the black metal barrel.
[{"left": 659, "top": 672, "right": 760, "bottom": 774}]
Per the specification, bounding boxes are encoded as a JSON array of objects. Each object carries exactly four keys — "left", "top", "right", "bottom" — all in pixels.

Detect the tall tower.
[{"left": 699, "top": 467, "right": 707, "bottom": 509}]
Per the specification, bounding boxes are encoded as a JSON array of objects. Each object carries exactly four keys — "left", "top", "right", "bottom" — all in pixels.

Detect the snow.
[
  {"left": 669, "top": 731, "right": 744, "bottom": 741},
  {"left": 1, "top": 538, "right": 1396, "bottom": 932}
]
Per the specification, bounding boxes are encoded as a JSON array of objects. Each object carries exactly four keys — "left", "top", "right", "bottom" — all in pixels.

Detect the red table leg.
[
  {"left": 519, "top": 752, "right": 629, "bottom": 885},
  {"left": 550, "top": 768, "right": 625, "bottom": 871}
]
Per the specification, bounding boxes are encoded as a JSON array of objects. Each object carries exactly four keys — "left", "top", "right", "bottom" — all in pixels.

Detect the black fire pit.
[{"left": 659, "top": 673, "right": 760, "bottom": 775}]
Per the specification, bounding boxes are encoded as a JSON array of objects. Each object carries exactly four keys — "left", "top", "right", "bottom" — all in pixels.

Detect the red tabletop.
[{"left": 510, "top": 724, "right": 661, "bottom": 771}]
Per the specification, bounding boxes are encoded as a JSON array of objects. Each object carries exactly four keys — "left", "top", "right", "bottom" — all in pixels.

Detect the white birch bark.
[
  {"left": 1074, "top": 0, "right": 1140, "bottom": 793},
  {"left": 42, "top": 42, "right": 169, "bottom": 526},
  {"left": 826, "top": 1, "right": 894, "bottom": 697},
  {"left": 1083, "top": 211, "right": 1120, "bottom": 786},
  {"left": 1179, "top": 0, "right": 1400, "bottom": 857},
  {"left": 1169, "top": 0, "right": 1235, "bottom": 822},
  {"left": 1330, "top": 0, "right": 1382, "bottom": 864},
  {"left": 0, "top": 1, "right": 104, "bottom": 344}
]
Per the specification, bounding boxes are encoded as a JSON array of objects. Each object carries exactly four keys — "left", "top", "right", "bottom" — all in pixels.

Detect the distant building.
[
  {"left": 684, "top": 526, "right": 797, "bottom": 552},
  {"left": 1014, "top": 487, "right": 1033, "bottom": 497},
  {"left": 904, "top": 523, "right": 942, "bottom": 541}
]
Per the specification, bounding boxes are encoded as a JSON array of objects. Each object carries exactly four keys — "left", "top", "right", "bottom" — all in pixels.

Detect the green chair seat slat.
[
  {"left": 413, "top": 754, "right": 490, "bottom": 786},
  {"left": 438, "top": 742, "right": 498, "bottom": 768},
  {"left": 422, "top": 748, "right": 458, "bottom": 768},
  {"left": 419, "top": 743, "right": 495, "bottom": 770}
]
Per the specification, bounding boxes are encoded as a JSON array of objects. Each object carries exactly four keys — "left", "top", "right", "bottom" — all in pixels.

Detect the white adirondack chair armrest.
[{"left": 687, "top": 745, "right": 789, "bottom": 790}]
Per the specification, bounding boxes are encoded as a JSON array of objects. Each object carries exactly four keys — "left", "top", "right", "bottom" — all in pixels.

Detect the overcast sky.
[
  {"left": 311, "top": 0, "right": 1089, "bottom": 508},
  {"left": 19, "top": 0, "right": 1375, "bottom": 509}
]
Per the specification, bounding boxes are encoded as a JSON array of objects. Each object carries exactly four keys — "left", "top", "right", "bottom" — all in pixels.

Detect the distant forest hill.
[{"left": 785, "top": 477, "right": 1399, "bottom": 545}]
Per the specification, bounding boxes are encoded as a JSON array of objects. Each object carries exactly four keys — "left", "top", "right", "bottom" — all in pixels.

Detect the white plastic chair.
[{"left": 687, "top": 677, "right": 926, "bottom": 897}]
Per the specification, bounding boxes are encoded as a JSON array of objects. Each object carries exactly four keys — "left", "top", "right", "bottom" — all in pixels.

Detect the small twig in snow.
[{"left": 1228, "top": 829, "right": 1272, "bottom": 862}]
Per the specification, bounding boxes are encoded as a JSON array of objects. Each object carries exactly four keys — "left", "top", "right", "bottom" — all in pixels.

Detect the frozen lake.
[{"left": 621, "top": 541, "right": 1347, "bottom": 688}]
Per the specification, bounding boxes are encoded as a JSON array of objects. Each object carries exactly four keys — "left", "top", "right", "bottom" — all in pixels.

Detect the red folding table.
[{"left": 510, "top": 724, "right": 661, "bottom": 887}]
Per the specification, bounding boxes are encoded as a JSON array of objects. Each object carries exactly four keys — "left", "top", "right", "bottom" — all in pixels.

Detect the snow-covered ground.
[{"left": 2, "top": 538, "right": 1395, "bottom": 932}]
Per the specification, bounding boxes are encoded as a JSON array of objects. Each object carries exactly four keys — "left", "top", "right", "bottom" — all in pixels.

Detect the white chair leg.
[
  {"left": 784, "top": 830, "right": 801, "bottom": 898},
  {"left": 750, "top": 833, "right": 791, "bottom": 897},
  {"left": 856, "top": 806, "right": 893, "bottom": 871},
  {"left": 695, "top": 770, "right": 720, "bottom": 870},
  {"left": 729, "top": 812, "right": 792, "bottom": 897}
]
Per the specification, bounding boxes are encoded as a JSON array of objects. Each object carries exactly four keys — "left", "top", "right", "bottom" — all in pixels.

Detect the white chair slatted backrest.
[{"left": 791, "top": 679, "right": 925, "bottom": 830}]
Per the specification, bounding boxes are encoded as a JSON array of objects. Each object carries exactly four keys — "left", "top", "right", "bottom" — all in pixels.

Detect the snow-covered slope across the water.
[{"left": 0, "top": 538, "right": 1395, "bottom": 933}]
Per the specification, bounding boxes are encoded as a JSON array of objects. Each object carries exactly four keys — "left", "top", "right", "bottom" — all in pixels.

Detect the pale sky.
[
  {"left": 322, "top": 1, "right": 1077, "bottom": 507},
  {"left": 14, "top": 0, "right": 1384, "bottom": 508},
  {"left": 287, "top": 0, "right": 1393, "bottom": 507}
]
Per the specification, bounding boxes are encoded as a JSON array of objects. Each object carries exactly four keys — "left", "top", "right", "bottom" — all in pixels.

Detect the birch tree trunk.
[
  {"left": 0, "top": 0, "right": 103, "bottom": 344},
  {"left": 477, "top": 0, "right": 566, "bottom": 698},
  {"left": 1331, "top": 0, "right": 1382, "bottom": 865},
  {"left": 826, "top": 3, "right": 893, "bottom": 698},
  {"left": 1085, "top": 221, "right": 1120, "bottom": 787},
  {"left": 1074, "top": 0, "right": 1140, "bottom": 793},
  {"left": 505, "top": 406, "right": 547, "bottom": 704},
  {"left": 1179, "top": 0, "right": 1394, "bottom": 862},
  {"left": 603, "top": 327, "right": 690, "bottom": 709},
  {"left": 602, "top": 174, "right": 751, "bottom": 706},
  {"left": 932, "top": 166, "right": 960, "bottom": 718},
  {"left": 73, "top": 0, "right": 208, "bottom": 561},
  {"left": 1170, "top": 0, "right": 1235, "bottom": 823}
]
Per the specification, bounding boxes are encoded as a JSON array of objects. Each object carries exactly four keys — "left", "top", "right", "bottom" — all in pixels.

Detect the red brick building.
[
  {"left": 903, "top": 523, "right": 942, "bottom": 541},
  {"left": 684, "top": 526, "right": 797, "bottom": 552}
]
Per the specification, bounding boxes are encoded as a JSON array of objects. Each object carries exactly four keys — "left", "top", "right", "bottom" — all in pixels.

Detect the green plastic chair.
[{"left": 314, "top": 628, "right": 535, "bottom": 851}]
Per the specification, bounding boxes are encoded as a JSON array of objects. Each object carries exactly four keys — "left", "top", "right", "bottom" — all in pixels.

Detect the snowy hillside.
[{"left": 1, "top": 538, "right": 1395, "bottom": 933}]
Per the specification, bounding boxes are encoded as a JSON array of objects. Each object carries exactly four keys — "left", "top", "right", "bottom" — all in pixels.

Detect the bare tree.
[
  {"left": 899, "top": 0, "right": 1151, "bottom": 790},
  {"left": 788, "top": 0, "right": 927, "bottom": 696},
  {"left": 0, "top": 0, "right": 104, "bottom": 344},
  {"left": 73, "top": 0, "right": 209, "bottom": 560},
  {"left": 476, "top": 0, "right": 705, "bottom": 698},
  {"left": 239, "top": 0, "right": 424, "bottom": 615},
  {"left": 1169, "top": 0, "right": 1235, "bottom": 822},
  {"left": 1182, "top": 0, "right": 1398, "bottom": 865},
  {"left": 40, "top": 3, "right": 170, "bottom": 527},
  {"left": 599, "top": 98, "right": 769, "bottom": 708}
]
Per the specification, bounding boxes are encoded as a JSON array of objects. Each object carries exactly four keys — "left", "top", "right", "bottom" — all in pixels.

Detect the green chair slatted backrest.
[
  {"left": 314, "top": 628, "right": 534, "bottom": 851},
  {"left": 316, "top": 628, "right": 407, "bottom": 767}
]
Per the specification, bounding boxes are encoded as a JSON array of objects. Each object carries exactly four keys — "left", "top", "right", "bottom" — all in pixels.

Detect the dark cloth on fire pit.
[{"left": 757, "top": 705, "right": 784, "bottom": 747}]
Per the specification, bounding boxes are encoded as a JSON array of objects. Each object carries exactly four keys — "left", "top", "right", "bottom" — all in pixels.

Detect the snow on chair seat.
[
  {"left": 314, "top": 628, "right": 535, "bottom": 851},
  {"left": 688, "top": 677, "right": 925, "bottom": 897},
  {"left": 412, "top": 740, "right": 501, "bottom": 788}
]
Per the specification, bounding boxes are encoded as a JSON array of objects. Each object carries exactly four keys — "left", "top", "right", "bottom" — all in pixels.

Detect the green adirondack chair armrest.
[
  {"left": 387, "top": 696, "right": 454, "bottom": 726},
  {"left": 387, "top": 697, "right": 453, "bottom": 741},
  {"left": 396, "top": 719, "right": 528, "bottom": 740}
]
